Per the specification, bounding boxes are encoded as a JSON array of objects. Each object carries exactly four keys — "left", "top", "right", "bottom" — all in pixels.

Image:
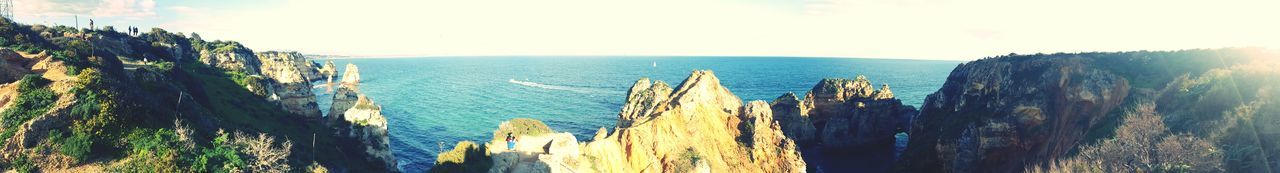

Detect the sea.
[{"left": 309, "top": 56, "right": 960, "bottom": 172}]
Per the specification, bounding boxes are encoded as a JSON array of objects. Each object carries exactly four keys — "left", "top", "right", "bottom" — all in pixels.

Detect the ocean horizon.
[{"left": 310, "top": 56, "right": 960, "bottom": 172}]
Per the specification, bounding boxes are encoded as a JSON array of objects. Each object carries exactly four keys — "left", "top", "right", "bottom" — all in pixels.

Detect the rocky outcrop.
[
  {"left": 769, "top": 76, "right": 917, "bottom": 150},
  {"left": 341, "top": 95, "right": 395, "bottom": 169},
  {"left": 899, "top": 49, "right": 1280, "bottom": 173},
  {"left": 896, "top": 54, "right": 1133, "bottom": 173},
  {"left": 327, "top": 64, "right": 361, "bottom": 125},
  {"left": 256, "top": 51, "right": 322, "bottom": 118},
  {"left": 769, "top": 92, "right": 816, "bottom": 144},
  {"left": 587, "top": 71, "right": 805, "bottom": 172},
  {"left": 257, "top": 51, "right": 323, "bottom": 82},
  {"left": 320, "top": 60, "right": 338, "bottom": 82},
  {"left": 450, "top": 70, "right": 807, "bottom": 173},
  {"left": 0, "top": 49, "right": 33, "bottom": 83},
  {"left": 198, "top": 46, "right": 261, "bottom": 74},
  {"left": 324, "top": 63, "right": 397, "bottom": 171},
  {"left": 616, "top": 78, "right": 671, "bottom": 127}
]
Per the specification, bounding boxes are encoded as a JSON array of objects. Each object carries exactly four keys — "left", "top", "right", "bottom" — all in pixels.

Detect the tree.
[{"left": 1028, "top": 103, "right": 1224, "bottom": 173}]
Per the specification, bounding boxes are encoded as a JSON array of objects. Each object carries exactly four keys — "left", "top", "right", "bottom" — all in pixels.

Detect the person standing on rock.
[{"left": 506, "top": 133, "right": 517, "bottom": 150}]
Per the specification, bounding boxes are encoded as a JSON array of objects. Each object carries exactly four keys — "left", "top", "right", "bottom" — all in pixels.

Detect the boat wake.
[{"left": 509, "top": 79, "right": 599, "bottom": 94}]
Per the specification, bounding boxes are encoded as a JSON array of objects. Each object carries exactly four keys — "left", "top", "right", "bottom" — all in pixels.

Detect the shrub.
[
  {"left": 1028, "top": 103, "right": 1224, "bottom": 173},
  {"left": 490, "top": 118, "right": 553, "bottom": 142},
  {"left": 2, "top": 74, "right": 56, "bottom": 129},
  {"left": 430, "top": 141, "right": 492, "bottom": 173},
  {"left": 233, "top": 131, "right": 293, "bottom": 172},
  {"left": 45, "top": 129, "right": 92, "bottom": 162},
  {"left": 10, "top": 154, "right": 36, "bottom": 173},
  {"left": 190, "top": 130, "right": 246, "bottom": 172},
  {"left": 60, "top": 131, "right": 93, "bottom": 162},
  {"left": 672, "top": 147, "right": 704, "bottom": 172},
  {"left": 307, "top": 162, "right": 330, "bottom": 173},
  {"left": 102, "top": 127, "right": 207, "bottom": 172}
]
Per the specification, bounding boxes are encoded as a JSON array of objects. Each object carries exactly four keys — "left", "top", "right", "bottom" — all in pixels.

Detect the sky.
[{"left": 11, "top": 0, "right": 1280, "bottom": 60}]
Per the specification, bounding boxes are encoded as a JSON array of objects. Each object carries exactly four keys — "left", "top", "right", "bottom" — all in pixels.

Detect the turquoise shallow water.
[{"left": 309, "top": 56, "right": 959, "bottom": 172}]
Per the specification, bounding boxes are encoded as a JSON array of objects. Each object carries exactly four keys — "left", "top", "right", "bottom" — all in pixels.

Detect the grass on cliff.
[
  {"left": 0, "top": 74, "right": 56, "bottom": 142},
  {"left": 176, "top": 61, "right": 388, "bottom": 171},
  {"left": 430, "top": 141, "right": 492, "bottom": 173},
  {"left": 490, "top": 118, "right": 553, "bottom": 142}
]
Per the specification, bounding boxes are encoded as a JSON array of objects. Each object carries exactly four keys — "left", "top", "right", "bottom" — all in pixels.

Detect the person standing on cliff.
[{"left": 506, "top": 133, "right": 517, "bottom": 151}]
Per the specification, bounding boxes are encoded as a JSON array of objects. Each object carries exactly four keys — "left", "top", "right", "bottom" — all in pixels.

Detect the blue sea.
[{"left": 310, "top": 56, "right": 960, "bottom": 172}]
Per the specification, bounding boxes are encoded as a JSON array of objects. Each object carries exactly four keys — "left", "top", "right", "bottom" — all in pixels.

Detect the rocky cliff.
[
  {"left": 0, "top": 17, "right": 393, "bottom": 172},
  {"left": 325, "top": 63, "right": 397, "bottom": 171},
  {"left": 327, "top": 63, "right": 360, "bottom": 124},
  {"left": 770, "top": 76, "right": 917, "bottom": 151},
  {"left": 197, "top": 43, "right": 261, "bottom": 75},
  {"left": 898, "top": 48, "right": 1280, "bottom": 173},
  {"left": 256, "top": 51, "right": 322, "bottom": 118},
  {"left": 320, "top": 60, "right": 338, "bottom": 82},
  {"left": 257, "top": 51, "right": 324, "bottom": 82},
  {"left": 435, "top": 70, "right": 806, "bottom": 173}
]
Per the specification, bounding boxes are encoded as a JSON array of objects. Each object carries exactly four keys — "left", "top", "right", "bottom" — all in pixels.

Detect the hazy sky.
[{"left": 13, "top": 0, "right": 1280, "bottom": 60}]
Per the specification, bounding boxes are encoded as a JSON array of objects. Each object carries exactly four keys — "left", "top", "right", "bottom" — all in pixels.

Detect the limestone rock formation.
[
  {"left": 256, "top": 51, "right": 323, "bottom": 82},
  {"left": 320, "top": 60, "right": 338, "bottom": 82},
  {"left": 769, "top": 77, "right": 917, "bottom": 150},
  {"left": 324, "top": 63, "right": 397, "bottom": 171},
  {"left": 896, "top": 53, "right": 1133, "bottom": 172},
  {"left": 585, "top": 70, "right": 805, "bottom": 172},
  {"left": 256, "top": 51, "right": 322, "bottom": 118},
  {"left": 616, "top": 78, "right": 671, "bottom": 127},
  {"left": 327, "top": 64, "right": 361, "bottom": 124},
  {"left": 339, "top": 63, "right": 360, "bottom": 85},
  {"left": 341, "top": 95, "right": 395, "bottom": 170},
  {"left": 449, "top": 70, "right": 807, "bottom": 173},
  {"left": 197, "top": 46, "right": 260, "bottom": 74},
  {"left": 769, "top": 92, "right": 816, "bottom": 144}
]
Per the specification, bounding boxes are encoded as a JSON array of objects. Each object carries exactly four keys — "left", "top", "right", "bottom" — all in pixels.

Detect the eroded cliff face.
[
  {"left": 897, "top": 54, "right": 1133, "bottom": 173},
  {"left": 770, "top": 76, "right": 917, "bottom": 151},
  {"left": 588, "top": 70, "right": 805, "bottom": 173},
  {"left": 769, "top": 92, "right": 816, "bottom": 144},
  {"left": 0, "top": 49, "right": 80, "bottom": 166},
  {"left": 320, "top": 60, "right": 338, "bottom": 82},
  {"left": 255, "top": 51, "right": 322, "bottom": 118},
  {"left": 0, "top": 49, "right": 32, "bottom": 83},
  {"left": 256, "top": 51, "right": 325, "bottom": 82},
  {"left": 325, "top": 64, "right": 397, "bottom": 171},
  {"left": 327, "top": 64, "right": 360, "bottom": 125},
  {"left": 453, "top": 71, "right": 806, "bottom": 173},
  {"left": 198, "top": 48, "right": 261, "bottom": 75},
  {"left": 896, "top": 49, "right": 1280, "bottom": 173}
]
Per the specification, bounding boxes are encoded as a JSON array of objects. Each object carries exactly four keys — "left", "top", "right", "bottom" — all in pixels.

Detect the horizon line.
[{"left": 303, "top": 54, "right": 966, "bottom": 62}]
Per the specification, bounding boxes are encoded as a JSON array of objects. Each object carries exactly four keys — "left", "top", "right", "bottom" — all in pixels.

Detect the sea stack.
[
  {"left": 325, "top": 63, "right": 397, "bottom": 171},
  {"left": 770, "top": 76, "right": 918, "bottom": 151}
]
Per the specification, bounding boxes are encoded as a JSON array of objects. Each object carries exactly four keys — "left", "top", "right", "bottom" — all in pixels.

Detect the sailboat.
[{"left": 652, "top": 61, "right": 657, "bottom": 67}]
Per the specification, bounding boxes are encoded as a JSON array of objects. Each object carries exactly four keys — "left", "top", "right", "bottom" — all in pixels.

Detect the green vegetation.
[
  {"left": 46, "top": 129, "right": 93, "bottom": 162},
  {"left": 1, "top": 74, "right": 56, "bottom": 141},
  {"left": 9, "top": 155, "right": 35, "bottom": 173},
  {"left": 0, "top": 16, "right": 389, "bottom": 172},
  {"left": 430, "top": 141, "right": 492, "bottom": 173},
  {"left": 190, "top": 130, "right": 246, "bottom": 172},
  {"left": 1030, "top": 104, "right": 1224, "bottom": 172},
  {"left": 672, "top": 147, "right": 704, "bottom": 171},
  {"left": 490, "top": 118, "right": 553, "bottom": 142}
]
